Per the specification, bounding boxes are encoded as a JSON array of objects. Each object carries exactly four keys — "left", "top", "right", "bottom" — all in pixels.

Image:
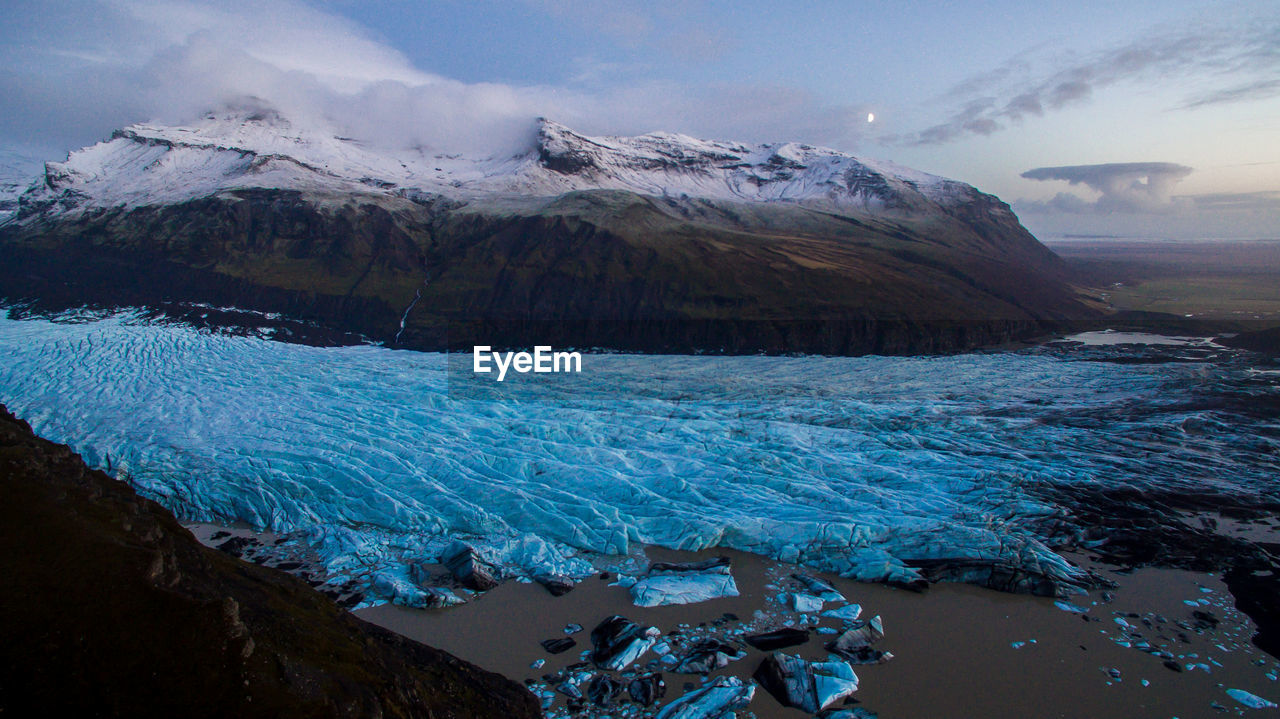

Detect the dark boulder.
[
  {"left": 540, "top": 637, "right": 577, "bottom": 654},
  {"left": 627, "top": 673, "right": 666, "bottom": 706},
  {"left": 535, "top": 574, "right": 576, "bottom": 596},
  {"left": 744, "top": 627, "right": 810, "bottom": 651}
]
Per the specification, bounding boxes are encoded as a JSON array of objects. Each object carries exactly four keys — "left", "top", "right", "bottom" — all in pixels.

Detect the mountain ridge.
[
  {"left": 10, "top": 108, "right": 998, "bottom": 218},
  {"left": 0, "top": 107, "right": 1096, "bottom": 355}
]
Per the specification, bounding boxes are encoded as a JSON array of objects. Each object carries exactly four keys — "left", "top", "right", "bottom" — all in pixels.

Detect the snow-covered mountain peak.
[
  {"left": 0, "top": 149, "right": 45, "bottom": 219},
  {"left": 15, "top": 108, "right": 985, "bottom": 219},
  {"left": 525, "top": 118, "right": 980, "bottom": 212},
  {"left": 536, "top": 119, "right": 738, "bottom": 183}
]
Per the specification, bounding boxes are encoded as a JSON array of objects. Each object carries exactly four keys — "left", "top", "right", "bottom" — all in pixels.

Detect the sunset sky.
[{"left": 2, "top": 0, "right": 1277, "bottom": 238}]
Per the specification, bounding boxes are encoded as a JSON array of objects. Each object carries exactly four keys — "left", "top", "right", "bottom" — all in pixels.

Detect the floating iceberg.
[
  {"left": 830, "top": 616, "right": 884, "bottom": 652},
  {"left": 440, "top": 542, "right": 498, "bottom": 590},
  {"left": 655, "top": 676, "right": 755, "bottom": 719},
  {"left": 539, "top": 637, "right": 576, "bottom": 654},
  {"left": 590, "top": 615, "right": 660, "bottom": 670},
  {"left": 819, "top": 710, "right": 878, "bottom": 719},
  {"left": 788, "top": 593, "right": 826, "bottom": 613},
  {"left": 586, "top": 675, "right": 623, "bottom": 707},
  {"left": 822, "top": 604, "right": 863, "bottom": 622},
  {"left": 370, "top": 570, "right": 463, "bottom": 609},
  {"left": 631, "top": 573, "right": 740, "bottom": 607},
  {"left": 672, "top": 639, "right": 747, "bottom": 675},
  {"left": 1054, "top": 600, "right": 1089, "bottom": 614},
  {"left": 793, "top": 573, "right": 845, "bottom": 602},
  {"left": 628, "top": 673, "right": 666, "bottom": 706},
  {"left": 754, "top": 652, "right": 860, "bottom": 713},
  {"left": 1227, "top": 688, "right": 1277, "bottom": 709},
  {"left": 631, "top": 557, "right": 740, "bottom": 606}
]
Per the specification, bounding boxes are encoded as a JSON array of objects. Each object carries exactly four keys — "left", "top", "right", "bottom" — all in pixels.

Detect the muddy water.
[{"left": 358, "top": 547, "right": 1280, "bottom": 719}]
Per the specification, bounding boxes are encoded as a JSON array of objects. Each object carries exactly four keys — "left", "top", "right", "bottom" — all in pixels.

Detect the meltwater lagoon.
[{"left": 1, "top": 310, "right": 1277, "bottom": 608}]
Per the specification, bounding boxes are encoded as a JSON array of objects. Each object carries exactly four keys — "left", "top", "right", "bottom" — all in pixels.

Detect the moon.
[{"left": 867, "top": 112, "right": 875, "bottom": 123}]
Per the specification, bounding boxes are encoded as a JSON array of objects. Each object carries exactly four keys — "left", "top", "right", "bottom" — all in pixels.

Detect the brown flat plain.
[{"left": 1049, "top": 239, "right": 1280, "bottom": 323}]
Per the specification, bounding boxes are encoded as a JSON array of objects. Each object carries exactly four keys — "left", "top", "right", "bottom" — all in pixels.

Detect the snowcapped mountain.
[
  {"left": 0, "top": 149, "right": 44, "bottom": 219},
  {"left": 527, "top": 119, "right": 972, "bottom": 209},
  {"left": 1, "top": 104, "right": 1091, "bottom": 356},
  {"left": 16, "top": 106, "right": 979, "bottom": 219}
]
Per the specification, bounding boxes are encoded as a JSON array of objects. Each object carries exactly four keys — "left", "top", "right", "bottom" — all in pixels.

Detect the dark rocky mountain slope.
[{"left": 0, "top": 404, "right": 539, "bottom": 718}]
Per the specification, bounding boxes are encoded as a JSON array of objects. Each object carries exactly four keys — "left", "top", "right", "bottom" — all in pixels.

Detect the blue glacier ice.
[
  {"left": 823, "top": 604, "right": 863, "bottom": 622},
  {"left": 788, "top": 593, "right": 825, "bottom": 613},
  {"left": 1227, "top": 688, "right": 1277, "bottom": 709},
  {"left": 1, "top": 310, "right": 1277, "bottom": 605},
  {"left": 654, "top": 676, "right": 754, "bottom": 719}
]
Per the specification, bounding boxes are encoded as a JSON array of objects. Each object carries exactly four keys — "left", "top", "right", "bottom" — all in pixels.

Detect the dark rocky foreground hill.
[{"left": 0, "top": 404, "right": 539, "bottom": 718}]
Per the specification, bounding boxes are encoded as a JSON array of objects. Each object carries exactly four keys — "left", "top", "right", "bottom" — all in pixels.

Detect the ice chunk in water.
[
  {"left": 630, "top": 557, "right": 739, "bottom": 607},
  {"left": 829, "top": 615, "right": 884, "bottom": 653},
  {"left": 628, "top": 673, "right": 666, "bottom": 706},
  {"left": 753, "top": 652, "right": 859, "bottom": 713},
  {"left": 440, "top": 542, "right": 498, "bottom": 590},
  {"left": 789, "top": 593, "right": 825, "bottom": 613},
  {"left": 792, "top": 573, "right": 845, "bottom": 602},
  {"left": 673, "top": 639, "right": 746, "bottom": 675},
  {"left": 590, "top": 615, "right": 660, "bottom": 670},
  {"left": 631, "top": 572, "right": 740, "bottom": 607},
  {"left": 820, "top": 710, "right": 879, "bottom": 719},
  {"left": 655, "top": 676, "right": 755, "bottom": 719},
  {"left": 1227, "top": 688, "right": 1277, "bottom": 709},
  {"left": 370, "top": 570, "right": 462, "bottom": 608},
  {"left": 649, "top": 556, "right": 731, "bottom": 575},
  {"left": 822, "top": 604, "right": 863, "bottom": 622}
]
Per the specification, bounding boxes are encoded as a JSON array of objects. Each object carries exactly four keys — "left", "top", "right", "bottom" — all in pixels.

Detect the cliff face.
[
  {"left": 0, "top": 404, "right": 539, "bottom": 719},
  {"left": 0, "top": 112, "right": 1097, "bottom": 354}
]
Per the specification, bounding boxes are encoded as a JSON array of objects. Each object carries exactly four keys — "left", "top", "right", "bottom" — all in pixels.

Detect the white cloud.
[
  {"left": 1015, "top": 166, "right": 1280, "bottom": 239},
  {"left": 893, "top": 17, "right": 1280, "bottom": 146},
  {"left": 1020, "top": 162, "right": 1193, "bottom": 213},
  {"left": 0, "top": 0, "right": 869, "bottom": 160}
]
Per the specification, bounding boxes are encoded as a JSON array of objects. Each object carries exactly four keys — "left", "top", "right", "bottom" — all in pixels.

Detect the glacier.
[{"left": 0, "top": 310, "right": 1277, "bottom": 603}]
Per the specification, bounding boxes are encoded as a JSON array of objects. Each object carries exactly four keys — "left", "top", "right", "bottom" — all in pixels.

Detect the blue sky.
[{"left": 2, "top": 0, "right": 1277, "bottom": 237}]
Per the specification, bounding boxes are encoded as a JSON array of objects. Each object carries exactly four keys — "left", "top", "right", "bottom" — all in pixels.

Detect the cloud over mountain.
[{"left": 0, "top": 0, "right": 872, "bottom": 160}]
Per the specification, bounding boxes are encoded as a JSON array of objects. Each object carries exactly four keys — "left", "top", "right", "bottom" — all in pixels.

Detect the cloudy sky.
[{"left": 1, "top": 0, "right": 1277, "bottom": 238}]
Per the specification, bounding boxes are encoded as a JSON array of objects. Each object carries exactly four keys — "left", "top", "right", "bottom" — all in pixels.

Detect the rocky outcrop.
[{"left": 0, "top": 404, "right": 539, "bottom": 719}]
